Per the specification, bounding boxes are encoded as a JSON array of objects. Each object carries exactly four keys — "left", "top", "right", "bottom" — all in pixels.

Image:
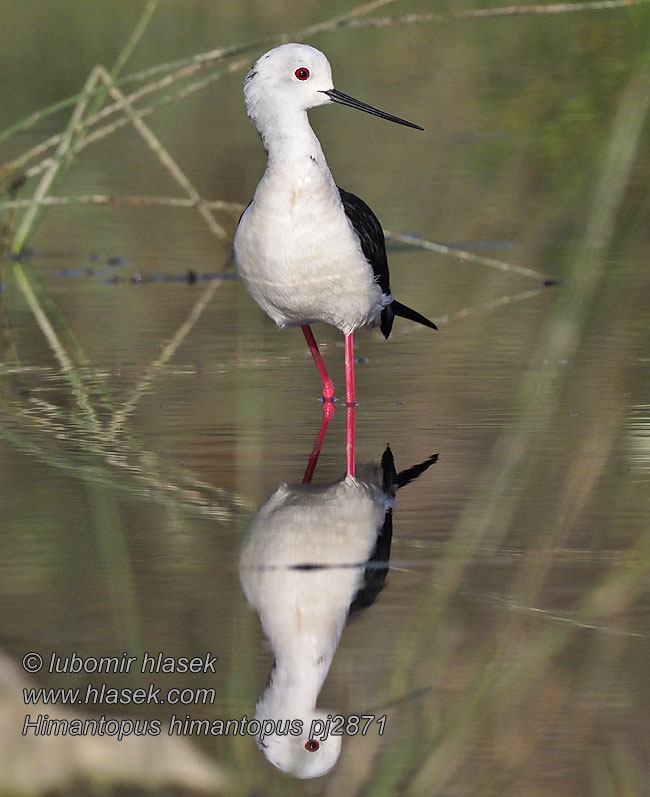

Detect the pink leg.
[
  {"left": 344, "top": 333, "right": 356, "bottom": 477},
  {"left": 301, "top": 325, "right": 335, "bottom": 402},
  {"left": 344, "top": 333, "right": 356, "bottom": 407},
  {"left": 302, "top": 401, "right": 335, "bottom": 483}
]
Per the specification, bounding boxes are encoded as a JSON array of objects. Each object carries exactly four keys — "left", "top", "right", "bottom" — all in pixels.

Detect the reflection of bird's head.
[{"left": 256, "top": 708, "right": 342, "bottom": 779}]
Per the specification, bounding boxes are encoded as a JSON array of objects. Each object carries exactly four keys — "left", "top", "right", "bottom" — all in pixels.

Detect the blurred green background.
[{"left": 1, "top": 0, "right": 649, "bottom": 794}]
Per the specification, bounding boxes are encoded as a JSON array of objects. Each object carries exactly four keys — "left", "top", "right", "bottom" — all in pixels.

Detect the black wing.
[
  {"left": 338, "top": 186, "right": 395, "bottom": 337},
  {"left": 338, "top": 186, "right": 437, "bottom": 338},
  {"left": 337, "top": 186, "right": 390, "bottom": 294}
]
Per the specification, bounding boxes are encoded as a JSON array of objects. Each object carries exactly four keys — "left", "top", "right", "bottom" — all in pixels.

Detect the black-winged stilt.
[{"left": 233, "top": 43, "right": 437, "bottom": 468}]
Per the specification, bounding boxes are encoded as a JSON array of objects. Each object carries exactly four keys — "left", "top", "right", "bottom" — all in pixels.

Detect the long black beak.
[{"left": 321, "top": 89, "right": 423, "bottom": 131}]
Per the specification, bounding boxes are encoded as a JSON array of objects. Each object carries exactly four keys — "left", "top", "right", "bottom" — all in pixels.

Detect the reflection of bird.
[
  {"left": 239, "top": 447, "right": 437, "bottom": 778},
  {"left": 234, "top": 43, "right": 437, "bottom": 410}
]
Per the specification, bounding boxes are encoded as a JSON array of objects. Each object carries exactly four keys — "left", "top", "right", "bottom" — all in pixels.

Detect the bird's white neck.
[{"left": 257, "top": 109, "right": 329, "bottom": 174}]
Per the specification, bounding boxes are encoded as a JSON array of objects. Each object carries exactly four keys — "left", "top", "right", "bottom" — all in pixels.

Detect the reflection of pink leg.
[
  {"left": 301, "top": 325, "right": 335, "bottom": 402},
  {"left": 344, "top": 333, "right": 356, "bottom": 407},
  {"left": 302, "top": 401, "right": 335, "bottom": 483},
  {"left": 346, "top": 404, "right": 356, "bottom": 478}
]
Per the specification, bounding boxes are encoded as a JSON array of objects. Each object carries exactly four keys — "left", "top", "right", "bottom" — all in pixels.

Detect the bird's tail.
[{"left": 380, "top": 300, "right": 438, "bottom": 339}]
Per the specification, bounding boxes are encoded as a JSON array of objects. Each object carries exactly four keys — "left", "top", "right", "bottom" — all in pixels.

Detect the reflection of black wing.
[
  {"left": 338, "top": 186, "right": 396, "bottom": 339},
  {"left": 348, "top": 447, "right": 438, "bottom": 616},
  {"left": 348, "top": 509, "right": 393, "bottom": 616},
  {"left": 397, "top": 453, "right": 439, "bottom": 489},
  {"left": 236, "top": 198, "right": 252, "bottom": 225}
]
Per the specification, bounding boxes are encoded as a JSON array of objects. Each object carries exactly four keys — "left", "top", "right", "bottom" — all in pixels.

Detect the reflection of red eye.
[
  {"left": 295, "top": 68, "right": 310, "bottom": 80},
  {"left": 305, "top": 739, "right": 320, "bottom": 752}
]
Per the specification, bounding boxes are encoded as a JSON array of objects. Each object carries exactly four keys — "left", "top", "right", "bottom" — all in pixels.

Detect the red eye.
[
  {"left": 305, "top": 739, "right": 319, "bottom": 752},
  {"left": 295, "top": 67, "right": 310, "bottom": 81}
]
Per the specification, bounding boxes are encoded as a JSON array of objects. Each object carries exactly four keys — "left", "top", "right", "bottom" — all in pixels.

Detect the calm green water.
[{"left": 1, "top": 1, "right": 649, "bottom": 795}]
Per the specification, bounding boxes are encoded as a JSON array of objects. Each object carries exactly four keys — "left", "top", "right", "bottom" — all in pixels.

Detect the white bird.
[
  {"left": 233, "top": 43, "right": 437, "bottom": 418},
  {"left": 239, "top": 446, "right": 438, "bottom": 778}
]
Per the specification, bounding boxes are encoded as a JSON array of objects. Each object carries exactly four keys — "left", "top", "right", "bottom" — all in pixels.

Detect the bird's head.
[
  {"left": 243, "top": 42, "right": 423, "bottom": 134},
  {"left": 244, "top": 43, "right": 334, "bottom": 129}
]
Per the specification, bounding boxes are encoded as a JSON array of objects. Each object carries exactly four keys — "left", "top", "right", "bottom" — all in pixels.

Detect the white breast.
[{"left": 234, "top": 160, "right": 383, "bottom": 334}]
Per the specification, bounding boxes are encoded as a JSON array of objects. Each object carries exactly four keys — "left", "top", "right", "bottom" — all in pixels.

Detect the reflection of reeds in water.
[
  {"left": 366, "top": 35, "right": 650, "bottom": 797},
  {"left": 0, "top": 0, "right": 648, "bottom": 793}
]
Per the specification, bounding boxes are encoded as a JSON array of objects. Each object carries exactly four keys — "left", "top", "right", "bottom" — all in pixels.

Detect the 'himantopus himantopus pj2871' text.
[{"left": 233, "top": 44, "right": 437, "bottom": 473}]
